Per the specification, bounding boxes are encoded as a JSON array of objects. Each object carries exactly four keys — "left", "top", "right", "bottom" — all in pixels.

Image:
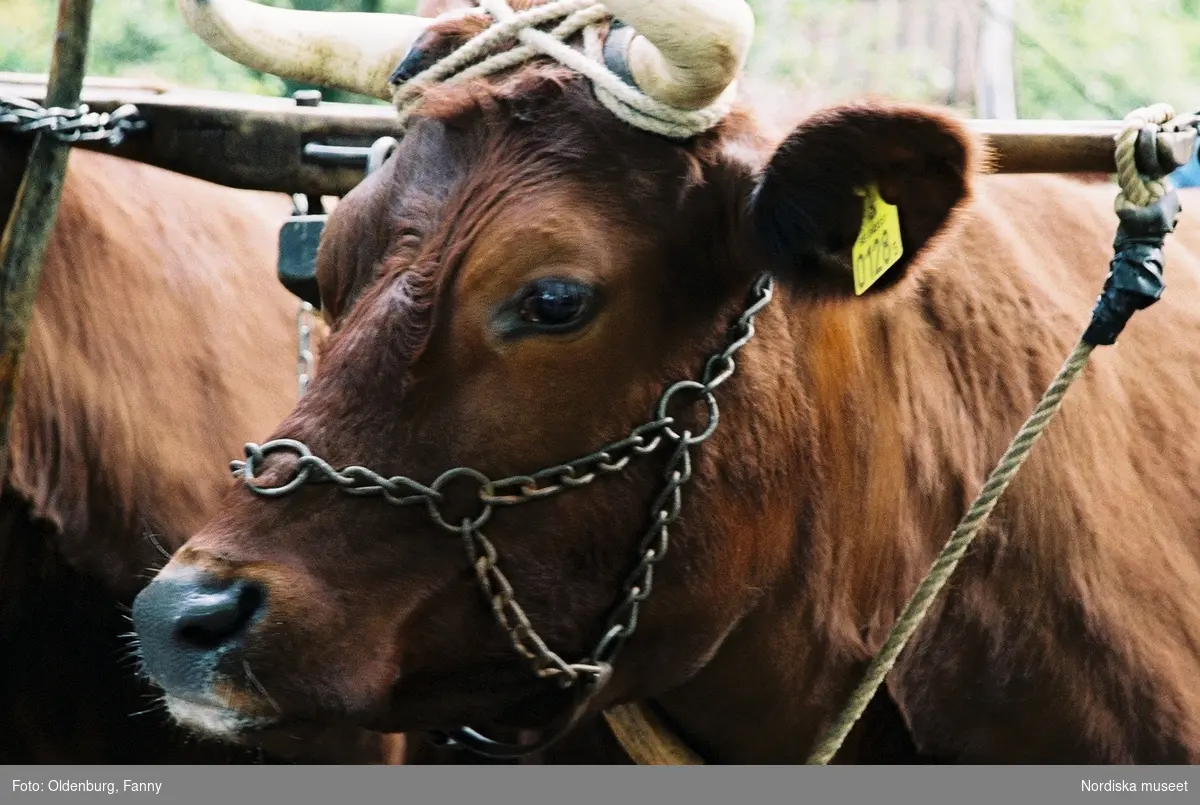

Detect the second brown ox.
[
  {"left": 0, "top": 141, "right": 403, "bottom": 763},
  {"left": 133, "top": 0, "right": 1200, "bottom": 763}
]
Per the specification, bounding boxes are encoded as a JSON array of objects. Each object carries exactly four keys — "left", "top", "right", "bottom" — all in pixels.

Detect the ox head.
[{"left": 133, "top": 0, "right": 978, "bottom": 746}]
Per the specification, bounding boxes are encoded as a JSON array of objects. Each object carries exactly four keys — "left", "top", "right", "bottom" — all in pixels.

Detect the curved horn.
[
  {"left": 602, "top": 0, "right": 756, "bottom": 110},
  {"left": 177, "top": 0, "right": 433, "bottom": 101}
]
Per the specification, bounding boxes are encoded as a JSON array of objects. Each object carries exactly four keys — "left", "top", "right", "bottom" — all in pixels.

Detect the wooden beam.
[
  {"left": 967, "top": 118, "right": 1126, "bottom": 174},
  {"left": 2, "top": 73, "right": 1193, "bottom": 195},
  {"left": 1, "top": 76, "right": 398, "bottom": 197},
  {"left": 0, "top": 2, "right": 95, "bottom": 489}
]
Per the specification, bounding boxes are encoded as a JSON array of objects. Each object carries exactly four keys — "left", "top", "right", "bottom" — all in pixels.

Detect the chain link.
[
  {"left": 231, "top": 273, "right": 775, "bottom": 709},
  {"left": 588, "top": 435, "right": 691, "bottom": 666},
  {"left": 462, "top": 525, "right": 608, "bottom": 686},
  {"left": 481, "top": 418, "right": 670, "bottom": 505},
  {"left": 296, "top": 301, "right": 315, "bottom": 397},
  {"left": 234, "top": 438, "right": 441, "bottom": 503},
  {"left": 0, "top": 96, "right": 146, "bottom": 146}
]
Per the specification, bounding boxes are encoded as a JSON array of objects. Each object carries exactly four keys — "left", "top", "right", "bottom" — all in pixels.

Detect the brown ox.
[
  {"left": 133, "top": 0, "right": 1200, "bottom": 763},
  {"left": 0, "top": 141, "right": 403, "bottom": 763}
]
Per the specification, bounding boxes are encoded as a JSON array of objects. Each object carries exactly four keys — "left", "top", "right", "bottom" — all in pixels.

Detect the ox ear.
[{"left": 747, "top": 102, "right": 980, "bottom": 297}]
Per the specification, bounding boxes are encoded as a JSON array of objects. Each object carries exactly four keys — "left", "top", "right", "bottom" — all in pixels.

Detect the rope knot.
[
  {"left": 1114, "top": 103, "right": 1177, "bottom": 211},
  {"left": 388, "top": 0, "right": 736, "bottom": 139}
]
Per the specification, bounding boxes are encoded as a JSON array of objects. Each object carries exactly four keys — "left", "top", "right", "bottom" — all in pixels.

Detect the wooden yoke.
[{"left": 3, "top": 72, "right": 1198, "bottom": 198}]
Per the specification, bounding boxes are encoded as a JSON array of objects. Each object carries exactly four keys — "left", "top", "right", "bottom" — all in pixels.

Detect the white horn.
[
  {"left": 602, "top": 0, "right": 756, "bottom": 110},
  {"left": 177, "top": 0, "right": 434, "bottom": 101}
]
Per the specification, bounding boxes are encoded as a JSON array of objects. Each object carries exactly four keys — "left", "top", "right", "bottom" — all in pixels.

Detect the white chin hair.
[{"left": 165, "top": 698, "right": 264, "bottom": 736}]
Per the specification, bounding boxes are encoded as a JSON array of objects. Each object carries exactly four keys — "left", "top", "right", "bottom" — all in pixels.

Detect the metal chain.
[
  {"left": 461, "top": 524, "right": 609, "bottom": 685},
  {"left": 231, "top": 272, "right": 774, "bottom": 701},
  {"left": 0, "top": 96, "right": 146, "bottom": 146},
  {"left": 586, "top": 434, "right": 691, "bottom": 667},
  {"left": 584, "top": 272, "right": 774, "bottom": 668},
  {"left": 481, "top": 419, "right": 670, "bottom": 506},
  {"left": 296, "top": 301, "right": 315, "bottom": 397}
]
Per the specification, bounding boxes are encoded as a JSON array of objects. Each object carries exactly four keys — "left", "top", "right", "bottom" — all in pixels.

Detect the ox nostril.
[
  {"left": 173, "top": 579, "right": 265, "bottom": 650},
  {"left": 133, "top": 570, "right": 268, "bottom": 697}
]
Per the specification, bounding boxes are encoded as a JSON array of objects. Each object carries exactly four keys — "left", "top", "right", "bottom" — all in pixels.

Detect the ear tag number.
[{"left": 851, "top": 185, "right": 904, "bottom": 295}]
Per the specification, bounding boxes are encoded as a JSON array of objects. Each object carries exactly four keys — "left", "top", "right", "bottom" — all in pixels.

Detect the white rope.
[{"left": 390, "top": 0, "right": 737, "bottom": 139}]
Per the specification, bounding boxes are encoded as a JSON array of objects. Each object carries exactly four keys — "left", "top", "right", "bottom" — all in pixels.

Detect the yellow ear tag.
[{"left": 851, "top": 184, "right": 904, "bottom": 295}]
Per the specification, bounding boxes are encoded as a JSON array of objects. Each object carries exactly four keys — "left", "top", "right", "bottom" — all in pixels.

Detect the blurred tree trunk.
[{"left": 976, "top": 0, "right": 1017, "bottom": 117}]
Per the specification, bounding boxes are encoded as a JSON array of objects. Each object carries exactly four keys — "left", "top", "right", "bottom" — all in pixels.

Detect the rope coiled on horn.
[{"left": 390, "top": 0, "right": 737, "bottom": 139}]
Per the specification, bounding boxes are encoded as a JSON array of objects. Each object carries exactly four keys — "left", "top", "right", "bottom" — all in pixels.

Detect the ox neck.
[
  {"left": 644, "top": 592, "right": 873, "bottom": 763},
  {"left": 617, "top": 291, "right": 933, "bottom": 764}
]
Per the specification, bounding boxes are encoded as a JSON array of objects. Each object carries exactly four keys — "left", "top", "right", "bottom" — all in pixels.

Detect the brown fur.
[
  {"left": 0, "top": 143, "right": 404, "bottom": 763},
  {"left": 137, "top": 22, "right": 1200, "bottom": 764}
]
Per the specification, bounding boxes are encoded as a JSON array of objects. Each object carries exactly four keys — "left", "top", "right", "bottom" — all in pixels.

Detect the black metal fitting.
[{"left": 1082, "top": 188, "right": 1181, "bottom": 346}]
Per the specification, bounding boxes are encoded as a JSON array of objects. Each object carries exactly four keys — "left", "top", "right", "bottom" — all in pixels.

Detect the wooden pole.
[
  {"left": 5, "top": 72, "right": 1193, "bottom": 191},
  {"left": 0, "top": 0, "right": 95, "bottom": 489}
]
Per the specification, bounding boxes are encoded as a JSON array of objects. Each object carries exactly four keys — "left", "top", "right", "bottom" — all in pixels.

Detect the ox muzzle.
[{"left": 132, "top": 566, "right": 266, "bottom": 703}]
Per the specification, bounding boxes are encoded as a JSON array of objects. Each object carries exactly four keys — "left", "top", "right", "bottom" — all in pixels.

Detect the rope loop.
[
  {"left": 389, "top": 0, "right": 735, "bottom": 139},
  {"left": 1114, "top": 103, "right": 1176, "bottom": 211}
]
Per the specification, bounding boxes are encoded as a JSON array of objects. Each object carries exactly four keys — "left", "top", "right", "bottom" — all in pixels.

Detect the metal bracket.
[
  {"left": 275, "top": 88, "right": 401, "bottom": 309},
  {"left": 1135, "top": 113, "right": 1200, "bottom": 179},
  {"left": 277, "top": 201, "right": 325, "bottom": 309}
]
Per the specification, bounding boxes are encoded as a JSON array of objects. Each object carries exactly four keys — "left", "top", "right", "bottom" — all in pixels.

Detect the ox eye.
[{"left": 517, "top": 279, "right": 594, "bottom": 330}]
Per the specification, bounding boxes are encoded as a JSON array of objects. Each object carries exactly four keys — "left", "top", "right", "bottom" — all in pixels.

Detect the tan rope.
[
  {"left": 390, "top": 0, "right": 736, "bottom": 139},
  {"left": 597, "top": 342, "right": 1101, "bottom": 768}
]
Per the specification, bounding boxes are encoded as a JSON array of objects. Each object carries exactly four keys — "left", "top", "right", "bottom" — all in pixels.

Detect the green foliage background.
[
  {"left": 3, "top": 0, "right": 1200, "bottom": 118},
  {"left": 1011, "top": 0, "right": 1200, "bottom": 118},
  {"left": 0, "top": 0, "right": 422, "bottom": 102}
]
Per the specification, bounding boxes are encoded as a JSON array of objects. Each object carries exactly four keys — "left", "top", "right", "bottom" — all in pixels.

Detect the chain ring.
[
  {"left": 656, "top": 380, "right": 720, "bottom": 444},
  {"left": 427, "top": 467, "right": 496, "bottom": 532}
]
